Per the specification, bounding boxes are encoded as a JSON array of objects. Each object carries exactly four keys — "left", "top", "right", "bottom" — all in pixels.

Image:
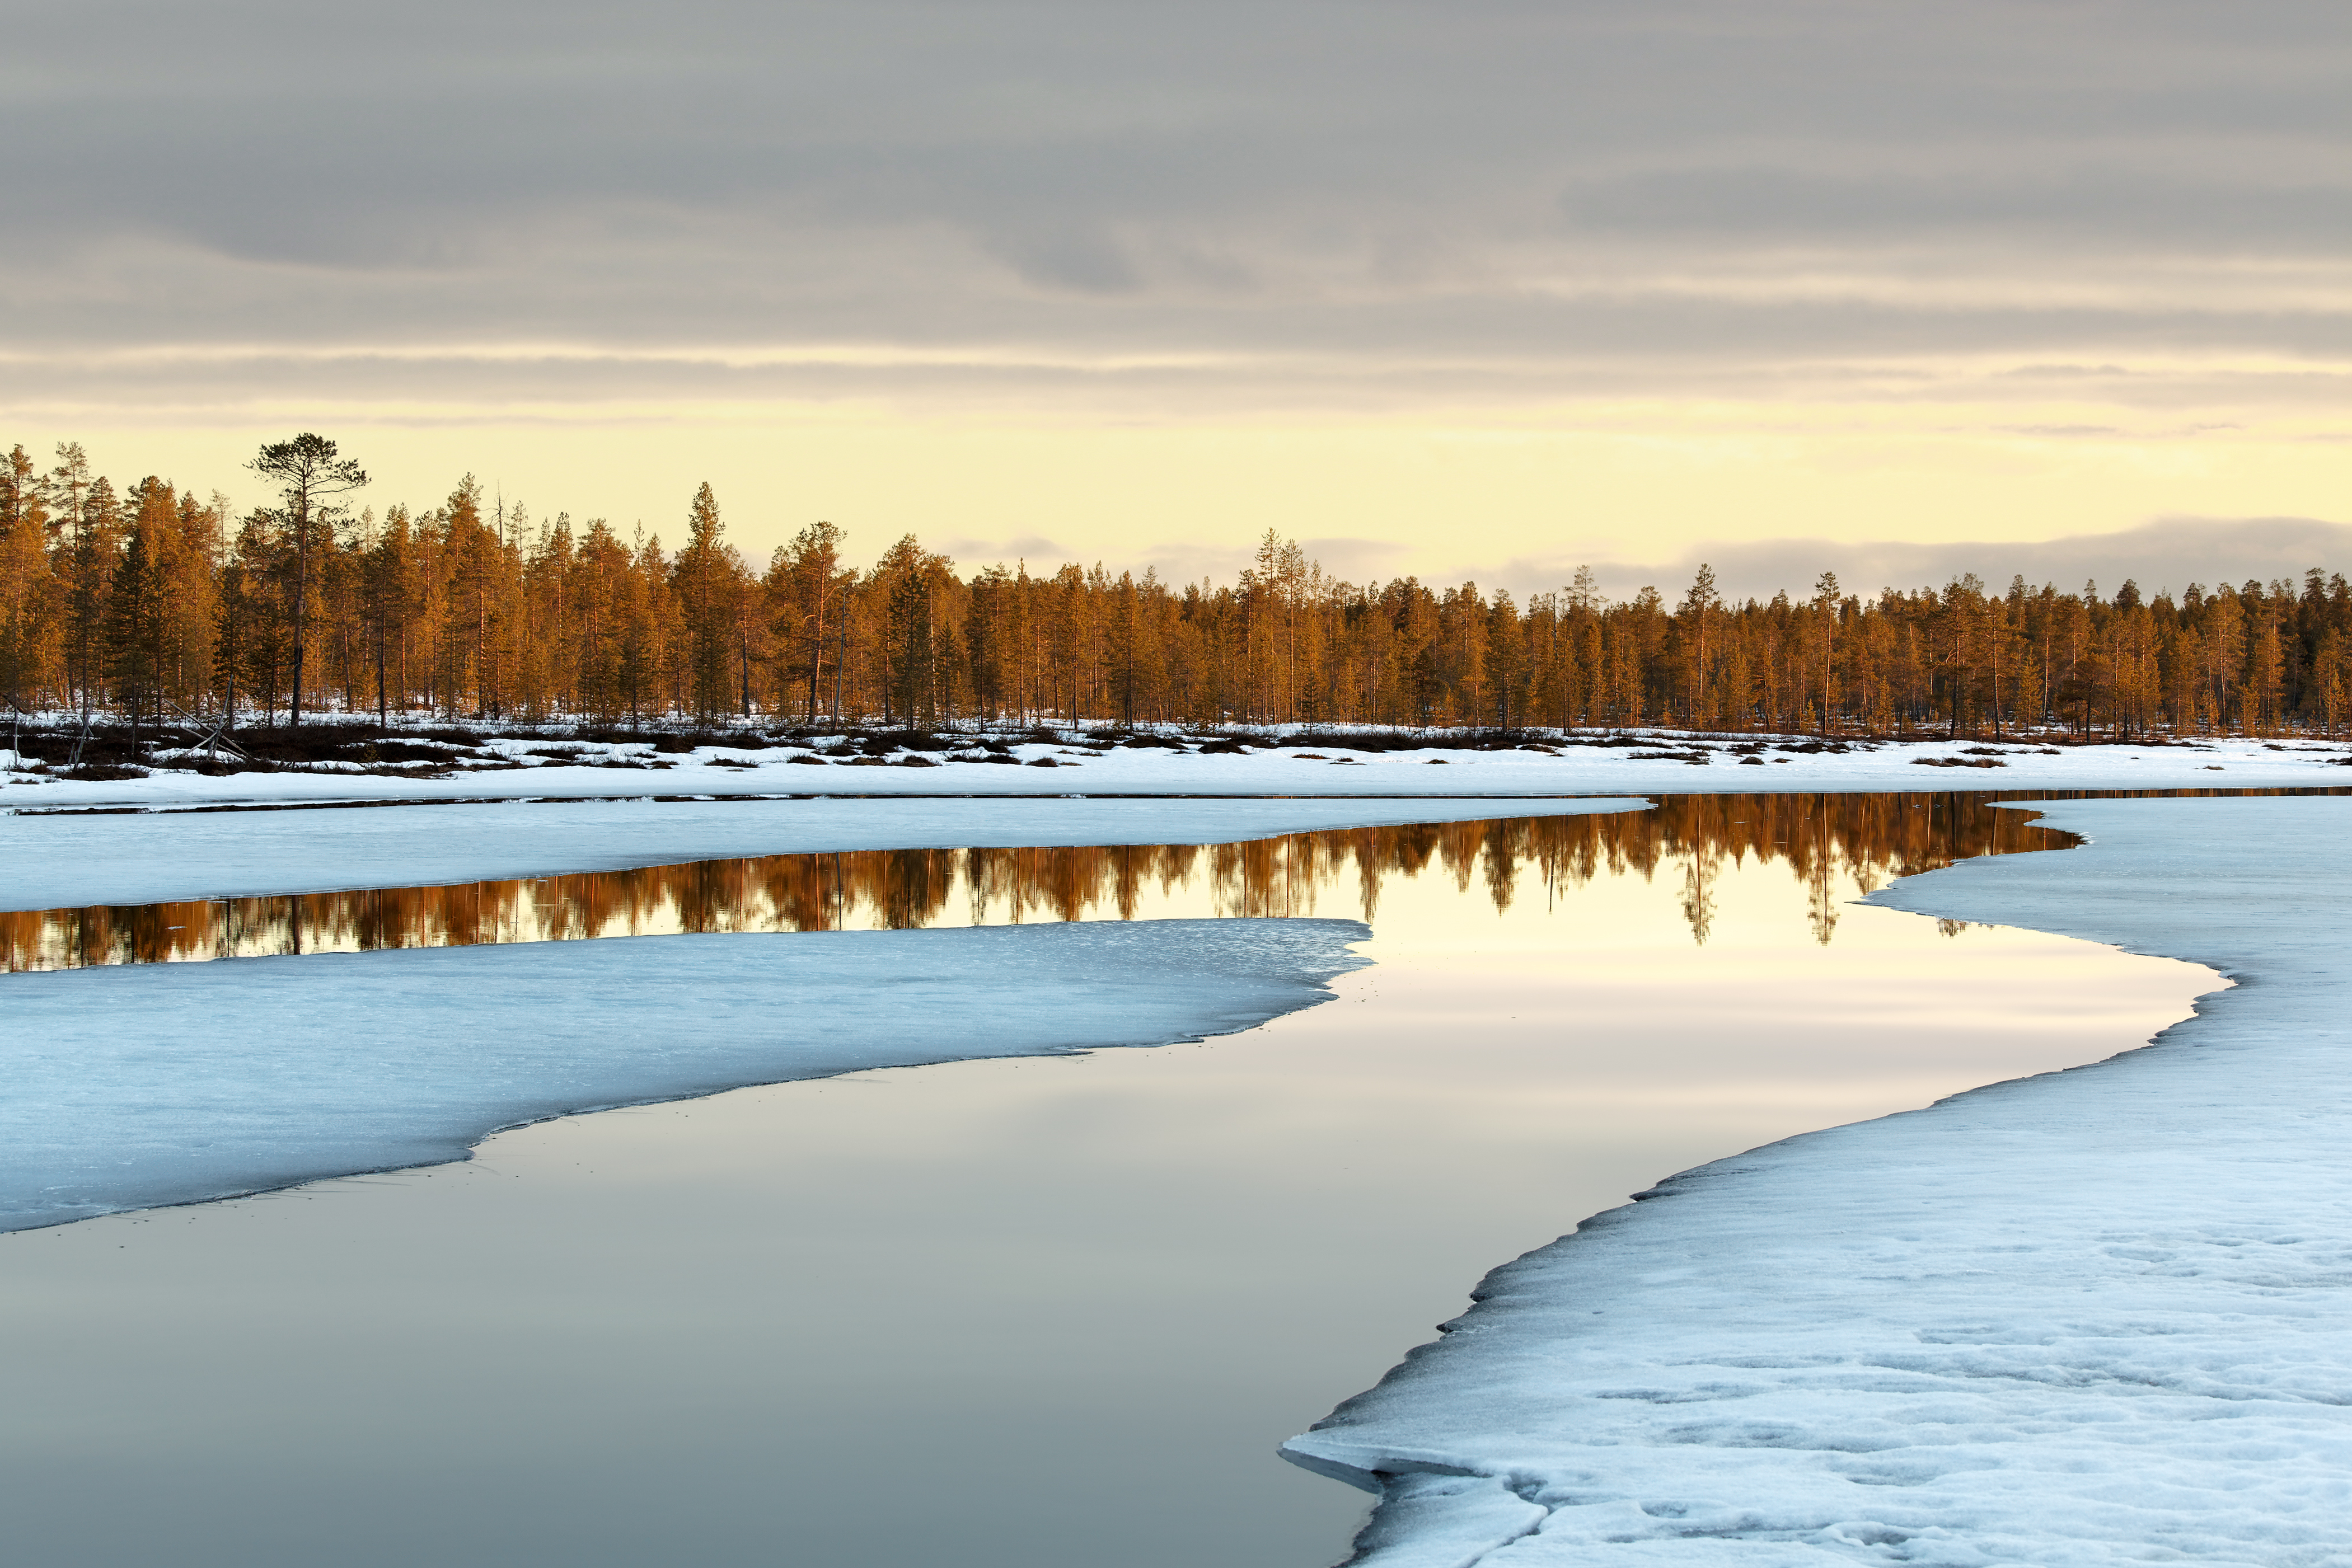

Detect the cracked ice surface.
[
  {"left": 1283, "top": 796, "right": 2352, "bottom": 1566},
  {"left": 0, "top": 795, "right": 1642, "bottom": 910},
  {"left": 0, "top": 918, "right": 1367, "bottom": 1233}
]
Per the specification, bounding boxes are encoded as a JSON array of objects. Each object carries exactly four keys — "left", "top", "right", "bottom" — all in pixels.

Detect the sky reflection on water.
[{"left": 6, "top": 792, "right": 2064, "bottom": 970}]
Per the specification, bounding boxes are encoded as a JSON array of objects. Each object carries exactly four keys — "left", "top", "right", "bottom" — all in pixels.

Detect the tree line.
[{"left": 5, "top": 435, "right": 2350, "bottom": 739}]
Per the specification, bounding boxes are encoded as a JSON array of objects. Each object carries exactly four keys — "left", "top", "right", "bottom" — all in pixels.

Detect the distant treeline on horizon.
[{"left": 6, "top": 438, "right": 2350, "bottom": 739}]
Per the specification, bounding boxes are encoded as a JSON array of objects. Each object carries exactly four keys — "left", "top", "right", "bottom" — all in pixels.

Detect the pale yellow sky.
[{"left": 46, "top": 381, "right": 2350, "bottom": 601}]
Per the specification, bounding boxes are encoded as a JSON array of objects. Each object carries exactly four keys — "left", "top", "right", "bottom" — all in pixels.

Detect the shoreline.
[
  {"left": 7, "top": 727, "right": 2349, "bottom": 812},
  {"left": 1283, "top": 795, "right": 2352, "bottom": 1564},
  {"left": 0, "top": 812, "right": 2207, "bottom": 1568},
  {"left": 0, "top": 918, "right": 1373, "bottom": 1234},
  {"left": 8, "top": 778, "right": 2333, "bottom": 1560},
  {"left": 0, "top": 794, "right": 1645, "bottom": 912}
]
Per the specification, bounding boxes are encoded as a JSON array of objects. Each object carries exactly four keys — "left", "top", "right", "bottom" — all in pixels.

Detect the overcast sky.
[{"left": 5, "top": 0, "right": 2345, "bottom": 586}]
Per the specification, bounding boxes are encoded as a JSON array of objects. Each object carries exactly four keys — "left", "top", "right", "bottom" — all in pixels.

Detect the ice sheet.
[
  {"left": 4, "top": 730, "right": 2345, "bottom": 811},
  {"left": 0, "top": 918, "right": 1368, "bottom": 1233},
  {"left": 1283, "top": 796, "right": 2352, "bottom": 1565},
  {"left": 0, "top": 795, "right": 1643, "bottom": 910}
]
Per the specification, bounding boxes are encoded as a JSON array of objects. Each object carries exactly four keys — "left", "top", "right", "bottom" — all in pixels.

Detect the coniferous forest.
[{"left": 6, "top": 436, "right": 2351, "bottom": 740}]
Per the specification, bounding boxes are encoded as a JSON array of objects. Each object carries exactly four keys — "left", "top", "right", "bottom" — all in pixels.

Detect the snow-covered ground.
[
  {"left": 4, "top": 730, "right": 2348, "bottom": 811},
  {"left": 0, "top": 918, "right": 1370, "bottom": 1234},
  {"left": 0, "top": 795, "right": 1643, "bottom": 910},
  {"left": 1282, "top": 795, "right": 2352, "bottom": 1566}
]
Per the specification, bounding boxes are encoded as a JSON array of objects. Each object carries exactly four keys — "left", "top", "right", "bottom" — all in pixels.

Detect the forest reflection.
[{"left": 7, "top": 792, "right": 2077, "bottom": 973}]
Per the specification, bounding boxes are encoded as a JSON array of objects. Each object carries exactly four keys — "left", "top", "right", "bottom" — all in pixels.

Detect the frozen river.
[{"left": 0, "top": 795, "right": 2212, "bottom": 1567}]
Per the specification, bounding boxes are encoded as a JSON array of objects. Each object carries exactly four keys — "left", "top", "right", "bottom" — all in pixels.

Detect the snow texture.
[
  {"left": 0, "top": 795, "right": 1642, "bottom": 910},
  {"left": 0, "top": 918, "right": 1369, "bottom": 1233},
  {"left": 1283, "top": 796, "right": 2352, "bottom": 1566},
  {"left": 4, "top": 731, "right": 2347, "bottom": 812}
]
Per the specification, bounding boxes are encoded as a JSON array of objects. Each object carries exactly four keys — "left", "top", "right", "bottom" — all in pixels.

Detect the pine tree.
[
  {"left": 0, "top": 445, "right": 53, "bottom": 712},
  {"left": 674, "top": 483, "right": 737, "bottom": 722},
  {"left": 247, "top": 434, "right": 368, "bottom": 727},
  {"left": 214, "top": 511, "right": 284, "bottom": 730},
  {"left": 364, "top": 505, "right": 419, "bottom": 722},
  {"left": 104, "top": 517, "right": 167, "bottom": 750},
  {"left": 875, "top": 534, "right": 949, "bottom": 726},
  {"left": 770, "top": 519, "right": 847, "bottom": 722}
]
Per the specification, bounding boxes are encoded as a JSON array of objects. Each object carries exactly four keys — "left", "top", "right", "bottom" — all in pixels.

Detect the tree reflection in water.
[{"left": 1, "top": 791, "right": 2100, "bottom": 972}]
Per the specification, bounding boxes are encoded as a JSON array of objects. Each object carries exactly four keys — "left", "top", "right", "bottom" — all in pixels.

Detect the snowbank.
[
  {"left": 0, "top": 795, "right": 1643, "bottom": 910},
  {"left": 4, "top": 731, "right": 2345, "bottom": 811},
  {"left": 0, "top": 918, "right": 1369, "bottom": 1233},
  {"left": 1283, "top": 796, "right": 2352, "bottom": 1565}
]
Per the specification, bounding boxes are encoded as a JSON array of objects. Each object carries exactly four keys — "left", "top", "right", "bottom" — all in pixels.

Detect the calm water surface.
[
  {"left": 8, "top": 791, "right": 2059, "bottom": 969},
  {"left": 0, "top": 794, "right": 2215, "bottom": 1568}
]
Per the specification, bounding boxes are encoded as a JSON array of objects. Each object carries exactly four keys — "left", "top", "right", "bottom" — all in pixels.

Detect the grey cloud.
[
  {"left": 1295, "top": 537, "right": 1412, "bottom": 584},
  {"left": 1558, "top": 166, "right": 2350, "bottom": 248},
  {"left": 925, "top": 533, "right": 1076, "bottom": 568},
  {"left": 935, "top": 518, "right": 2352, "bottom": 607},
  {"left": 5, "top": 344, "right": 2345, "bottom": 437},
  {"left": 1125, "top": 540, "right": 1252, "bottom": 589},
  {"left": 1, "top": 0, "right": 2342, "bottom": 397},
  {"left": 1999, "top": 365, "right": 2132, "bottom": 380},
  {"left": 985, "top": 227, "right": 1142, "bottom": 295},
  {"left": 1465, "top": 517, "right": 2352, "bottom": 609}
]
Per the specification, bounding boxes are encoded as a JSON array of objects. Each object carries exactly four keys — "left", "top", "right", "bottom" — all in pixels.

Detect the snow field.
[
  {"left": 0, "top": 918, "right": 1371, "bottom": 1234},
  {"left": 5, "top": 730, "right": 2348, "bottom": 810},
  {"left": 1282, "top": 796, "right": 2352, "bottom": 1566},
  {"left": 0, "top": 794, "right": 1645, "bottom": 910}
]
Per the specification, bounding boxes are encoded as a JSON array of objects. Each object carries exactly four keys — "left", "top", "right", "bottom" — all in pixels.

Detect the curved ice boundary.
[
  {"left": 0, "top": 795, "right": 1643, "bottom": 910},
  {"left": 0, "top": 917, "right": 1368, "bottom": 1233},
  {"left": 1283, "top": 796, "right": 2352, "bottom": 1565}
]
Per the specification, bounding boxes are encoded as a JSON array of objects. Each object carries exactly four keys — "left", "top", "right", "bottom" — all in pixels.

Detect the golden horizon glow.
[{"left": 22, "top": 387, "right": 2347, "bottom": 598}]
